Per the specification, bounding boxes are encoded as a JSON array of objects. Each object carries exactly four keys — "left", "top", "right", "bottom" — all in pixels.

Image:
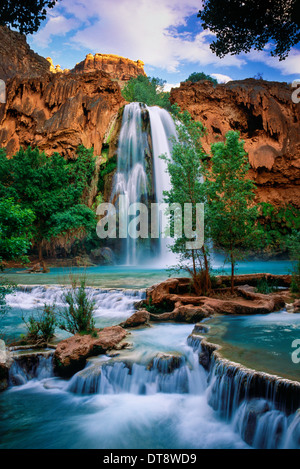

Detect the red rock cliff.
[
  {"left": 0, "top": 26, "right": 51, "bottom": 81},
  {"left": 170, "top": 79, "right": 300, "bottom": 208},
  {"left": 0, "top": 71, "right": 125, "bottom": 158},
  {"left": 72, "top": 53, "right": 146, "bottom": 86}
]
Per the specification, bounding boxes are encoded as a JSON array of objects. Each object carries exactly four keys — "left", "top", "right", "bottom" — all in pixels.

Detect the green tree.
[
  {"left": 0, "top": 0, "right": 57, "bottom": 34},
  {"left": 286, "top": 232, "right": 300, "bottom": 295},
  {"left": 122, "top": 75, "right": 171, "bottom": 110},
  {"left": 161, "top": 104, "right": 211, "bottom": 295},
  {"left": 0, "top": 197, "right": 35, "bottom": 267},
  {"left": 205, "top": 131, "right": 260, "bottom": 293},
  {"left": 198, "top": 0, "right": 300, "bottom": 60},
  {"left": 185, "top": 72, "right": 217, "bottom": 85},
  {"left": 0, "top": 145, "right": 97, "bottom": 270}
]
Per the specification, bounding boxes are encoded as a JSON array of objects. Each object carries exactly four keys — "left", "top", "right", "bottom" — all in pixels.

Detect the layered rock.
[
  {"left": 0, "top": 26, "right": 51, "bottom": 81},
  {"left": 145, "top": 276, "right": 291, "bottom": 323},
  {"left": 170, "top": 79, "right": 300, "bottom": 208},
  {"left": 0, "top": 70, "right": 125, "bottom": 158},
  {"left": 72, "top": 53, "right": 146, "bottom": 85}
]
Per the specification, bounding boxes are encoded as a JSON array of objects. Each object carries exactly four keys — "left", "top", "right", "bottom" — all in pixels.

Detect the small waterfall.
[
  {"left": 8, "top": 353, "right": 54, "bottom": 386},
  {"left": 67, "top": 350, "right": 206, "bottom": 396},
  {"left": 193, "top": 334, "right": 300, "bottom": 449},
  {"left": 111, "top": 102, "right": 177, "bottom": 265}
]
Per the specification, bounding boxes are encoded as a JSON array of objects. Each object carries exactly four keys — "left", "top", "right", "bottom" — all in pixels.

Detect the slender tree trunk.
[
  {"left": 202, "top": 246, "right": 210, "bottom": 294},
  {"left": 230, "top": 252, "right": 234, "bottom": 295},
  {"left": 38, "top": 242, "right": 49, "bottom": 273}
]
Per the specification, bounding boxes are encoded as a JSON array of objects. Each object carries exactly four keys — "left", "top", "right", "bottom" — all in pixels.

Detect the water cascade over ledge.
[{"left": 110, "top": 102, "right": 177, "bottom": 266}]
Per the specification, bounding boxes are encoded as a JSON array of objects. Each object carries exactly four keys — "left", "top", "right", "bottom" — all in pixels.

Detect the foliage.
[
  {"left": 122, "top": 75, "right": 171, "bottom": 110},
  {"left": 185, "top": 72, "right": 217, "bottom": 85},
  {"left": 0, "top": 0, "right": 57, "bottom": 34},
  {"left": 286, "top": 232, "right": 300, "bottom": 295},
  {"left": 0, "top": 197, "right": 35, "bottom": 267},
  {"left": 143, "top": 297, "right": 173, "bottom": 315},
  {"left": 255, "top": 277, "right": 279, "bottom": 294},
  {"left": 0, "top": 145, "right": 97, "bottom": 262},
  {"left": 98, "top": 154, "right": 118, "bottom": 193},
  {"left": 57, "top": 278, "right": 96, "bottom": 335},
  {"left": 198, "top": 0, "right": 300, "bottom": 60},
  {"left": 258, "top": 203, "right": 300, "bottom": 254},
  {"left": 161, "top": 104, "right": 211, "bottom": 295},
  {"left": 22, "top": 304, "right": 56, "bottom": 343},
  {"left": 205, "top": 131, "right": 260, "bottom": 293}
]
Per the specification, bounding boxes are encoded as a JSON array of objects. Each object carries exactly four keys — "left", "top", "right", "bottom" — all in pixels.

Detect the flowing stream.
[{"left": 1, "top": 287, "right": 299, "bottom": 449}]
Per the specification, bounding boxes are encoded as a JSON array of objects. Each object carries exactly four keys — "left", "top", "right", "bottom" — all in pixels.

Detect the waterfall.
[{"left": 111, "top": 102, "right": 177, "bottom": 265}]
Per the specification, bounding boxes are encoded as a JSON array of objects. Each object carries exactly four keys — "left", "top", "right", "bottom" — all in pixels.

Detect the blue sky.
[{"left": 27, "top": 0, "right": 300, "bottom": 89}]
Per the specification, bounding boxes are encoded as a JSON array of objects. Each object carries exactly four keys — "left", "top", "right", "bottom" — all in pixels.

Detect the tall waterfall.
[{"left": 111, "top": 102, "right": 177, "bottom": 265}]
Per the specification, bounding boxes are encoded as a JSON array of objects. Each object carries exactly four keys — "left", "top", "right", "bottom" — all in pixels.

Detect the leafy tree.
[
  {"left": 205, "top": 131, "right": 261, "bottom": 293},
  {"left": 0, "top": 0, "right": 57, "bottom": 34},
  {"left": 0, "top": 145, "right": 97, "bottom": 270},
  {"left": 161, "top": 104, "right": 211, "bottom": 295},
  {"left": 286, "top": 232, "right": 300, "bottom": 295},
  {"left": 198, "top": 0, "right": 300, "bottom": 60},
  {"left": 122, "top": 75, "right": 171, "bottom": 110},
  {"left": 258, "top": 203, "right": 300, "bottom": 255},
  {"left": 0, "top": 197, "right": 35, "bottom": 267},
  {"left": 185, "top": 72, "right": 217, "bottom": 85}
]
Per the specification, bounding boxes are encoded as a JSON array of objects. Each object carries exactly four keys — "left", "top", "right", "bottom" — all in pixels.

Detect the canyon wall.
[
  {"left": 0, "top": 26, "right": 51, "bottom": 81},
  {"left": 170, "top": 79, "right": 300, "bottom": 208},
  {"left": 0, "top": 71, "right": 125, "bottom": 158}
]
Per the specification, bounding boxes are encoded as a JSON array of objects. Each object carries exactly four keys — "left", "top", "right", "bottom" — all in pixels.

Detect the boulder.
[
  {"left": 119, "top": 309, "right": 150, "bottom": 328},
  {"left": 54, "top": 326, "right": 127, "bottom": 377},
  {"left": 147, "top": 353, "right": 185, "bottom": 374},
  {"left": 0, "top": 340, "right": 12, "bottom": 391},
  {"left": 90, "top": 247, "right": 115, "bottom": 265}
]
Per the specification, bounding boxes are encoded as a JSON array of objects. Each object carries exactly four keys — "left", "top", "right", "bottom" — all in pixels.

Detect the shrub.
[
  {"left": 185, "top": 72, "right": 217, "bottom": 85},
  {"left": 57, "top": 278, "right": 96, "bottom": 335},
  {"left": 22, "top": 304, "right": 57, "bottom": 343}
]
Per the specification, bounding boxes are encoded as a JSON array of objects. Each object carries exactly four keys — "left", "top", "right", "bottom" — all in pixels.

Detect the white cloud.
[
  {"left": 164, "top": 82, "right": 181, "bottom": 92},
  {"left": 32, "top": 0, "right": 244, "bottom": 71},
  {"left": 30, "top": 12, "right": 80, "bottom": 48},
  {"left": 211, "top": 73, "right": 233, "bottom": 83},
  {"left": 245, "top": 48, "right": 300, "bottom": 76}
]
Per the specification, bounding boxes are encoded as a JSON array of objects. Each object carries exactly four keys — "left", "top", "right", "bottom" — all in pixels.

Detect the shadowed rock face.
[
  {"left": 170, "top": 79, "right": 300, "bottom": 209},
  {"left": 0, "top": 26, "right": 51, "bottom": 81}
]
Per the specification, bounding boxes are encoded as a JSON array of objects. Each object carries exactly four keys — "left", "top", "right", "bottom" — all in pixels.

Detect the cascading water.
[{"left": 111, "top": 102, "right": 177, "bottom": 266}]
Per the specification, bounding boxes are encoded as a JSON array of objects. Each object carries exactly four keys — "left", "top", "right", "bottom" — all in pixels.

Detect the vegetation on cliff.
[
  {"left": 185, "top": 72, "right": 217, "bottom": 85},
  {"left": 122, "top": 75, "right": 171, "bottom": 110}
]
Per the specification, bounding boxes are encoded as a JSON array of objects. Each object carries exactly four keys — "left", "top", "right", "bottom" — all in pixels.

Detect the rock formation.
[
  {"left": 170, "top": 79, "right": 300, "bottom": 208},
  {"left": 0, "top": 71, "right": 125, "bottom": 158},
  {"left": 0, "top": 26, "right": 51, "bottom": 81},
  {"left": 144, "top": 276, "right": 291, "bottom": 323},
  {"left": 54, "top": 326, "right": 127, "bottom": 377},
  {"left": 72, "top": 53, "right": 146, "bottom": 86}
]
